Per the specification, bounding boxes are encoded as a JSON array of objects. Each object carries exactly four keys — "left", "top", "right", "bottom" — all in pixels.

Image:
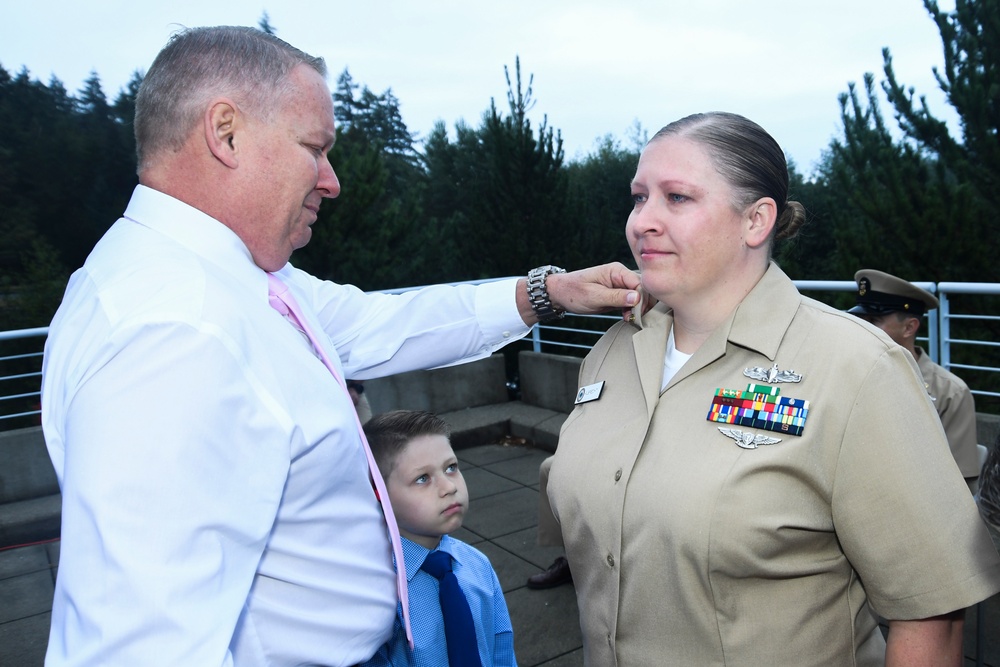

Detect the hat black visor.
[{"left": 848, "top": 303, "right": 902, "bottom": 316}]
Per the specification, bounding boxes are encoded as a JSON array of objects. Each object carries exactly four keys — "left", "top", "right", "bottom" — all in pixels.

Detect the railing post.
[
  {"left": 531, "top": 324, "right": 541, "bottom": 353},
  {"left": 938, "top": 289, "right": 951, "bottom": 370}
]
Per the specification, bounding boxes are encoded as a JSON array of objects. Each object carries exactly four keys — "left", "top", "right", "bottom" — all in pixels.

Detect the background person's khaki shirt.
[{"left": 915, "top": 346, "right": 981, "bottom": 477}]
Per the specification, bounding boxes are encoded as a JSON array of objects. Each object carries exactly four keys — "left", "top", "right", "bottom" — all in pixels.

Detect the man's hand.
[{"left": 516, "top": 263, "right": 641, "bottom": 325}]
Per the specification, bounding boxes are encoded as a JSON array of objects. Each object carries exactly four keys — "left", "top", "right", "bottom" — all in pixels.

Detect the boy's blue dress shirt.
[{"left": 362, "top": 535, "right": 516, "bottom": 666}]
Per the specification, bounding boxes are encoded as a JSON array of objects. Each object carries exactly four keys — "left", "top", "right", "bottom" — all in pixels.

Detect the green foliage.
[
  {"left": 0, "top": 65, "right": 137, "bottom": 326},
  {"left": 806, "top": 0, "right": 999, "bottom": 283},
  {"left": 424, "top": 57, "right": 573, "bottom": 279},
  {"left": 884, "top": 0, "right": 1000, "bottom": 211},
  {"left": 771, "top": 158, "right": 840, "bottom": 280},
  {"left": 562, "top": 135, "right": 639, "bottom": 270},
  {"left": 295, "top": 71, "right": 432, "bottom": 290},
  {"left": 258, "top": 12, "right": 277, "bottom": 35},
  {"left": 0, "top": 237, "right": 68, "bottom": 330}
]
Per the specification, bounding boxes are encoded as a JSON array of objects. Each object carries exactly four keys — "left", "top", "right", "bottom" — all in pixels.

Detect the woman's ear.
[
  {"left": 744, "top": 197, "right": 777, "bottom": 249},
  {"left": 204, "top": 99, "right": 239, "bottom": 169}
]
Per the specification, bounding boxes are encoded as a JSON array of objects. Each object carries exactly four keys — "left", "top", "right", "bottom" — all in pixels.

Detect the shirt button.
[
  {"left": 607, "top": 554, "right": 615, "bottom": 567},
  {"left": 502, "top": 331, "right": 511, "bottom": 338},
  {"left": 614, "top": 468, "right": 622, "bottom": 482}
]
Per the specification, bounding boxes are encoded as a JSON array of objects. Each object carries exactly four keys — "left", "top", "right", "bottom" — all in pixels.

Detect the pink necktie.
[{"left": 266, "top": 273, "right": 413, "bottom": 648}]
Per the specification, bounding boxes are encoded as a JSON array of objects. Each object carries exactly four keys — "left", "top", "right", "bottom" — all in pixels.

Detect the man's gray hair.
[{"left": 134, "top": 25, "right": 327, "bottom": 172}]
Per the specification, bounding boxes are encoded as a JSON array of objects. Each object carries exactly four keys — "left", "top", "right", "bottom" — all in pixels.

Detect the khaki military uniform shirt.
[
  {"left": 915, "top": 346, "right": 980, "bottom": 477},
  {"left": 545, "top": 264, "right": 1000, "bottom": 666}
]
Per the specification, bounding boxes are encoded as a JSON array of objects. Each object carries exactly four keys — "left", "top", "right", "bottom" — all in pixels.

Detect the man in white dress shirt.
[{"left": 40, "top": 26, "right": 640, "bottom": 667}]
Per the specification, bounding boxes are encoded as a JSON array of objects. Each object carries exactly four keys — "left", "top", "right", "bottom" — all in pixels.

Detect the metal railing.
[
  {"left": 0, "top": 327, "right": 47, "bottom": 427},
  {"left": 939, "top": 283, "right": 1000, "bottom": 400},
  {"left": 3, "top": 279, "right": 999, "bottom": 425}
]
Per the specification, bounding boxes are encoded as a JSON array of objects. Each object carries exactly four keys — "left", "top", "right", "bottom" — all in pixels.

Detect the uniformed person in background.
[{"left": 848, "top": 269, "right": 981, "bottom": 490}]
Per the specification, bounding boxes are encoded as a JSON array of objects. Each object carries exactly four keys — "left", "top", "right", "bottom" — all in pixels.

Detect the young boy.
[{"left": 360, "top": 410, "right": 517, "bottom": 667}]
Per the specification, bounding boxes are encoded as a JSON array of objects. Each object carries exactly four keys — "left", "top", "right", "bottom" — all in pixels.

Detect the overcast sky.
[{"left": 3, "top": 0, "right": 957, "bottom": 176}]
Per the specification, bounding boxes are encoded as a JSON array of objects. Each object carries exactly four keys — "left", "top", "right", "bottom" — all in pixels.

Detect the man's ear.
[
  {"left": 744, "top": 197, "right": 777, "bottom": 249},
  {"left": 903, "top": 314, "right": 922, "bottom": 339},
  {"left": 205, "top": 99, "right": 240, "bottom": 169}
]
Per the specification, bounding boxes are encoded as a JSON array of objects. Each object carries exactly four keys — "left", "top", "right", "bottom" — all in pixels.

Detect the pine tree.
[
  {"left": 882, "top": 0, "right": 1000, "bottom": 212},
  {"left": 444, "top": 57, "right": 569, "bottom": 278},
  {"left": 817, "top": 0, "right": 998, "bottom": 282}
]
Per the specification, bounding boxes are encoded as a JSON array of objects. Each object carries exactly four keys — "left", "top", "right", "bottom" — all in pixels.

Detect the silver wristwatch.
[{"left": 526, "top": 265, "right": 567, "bottom": 323}]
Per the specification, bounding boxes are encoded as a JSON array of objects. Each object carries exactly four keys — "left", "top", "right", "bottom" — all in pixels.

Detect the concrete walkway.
[{"left": 3, "top": 440, "right": 998, "bottom": 666}]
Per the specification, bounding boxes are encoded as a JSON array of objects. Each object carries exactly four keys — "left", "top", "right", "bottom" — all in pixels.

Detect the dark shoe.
[{"left": 527, "top": 556, "right": 572, "bottom": 589}]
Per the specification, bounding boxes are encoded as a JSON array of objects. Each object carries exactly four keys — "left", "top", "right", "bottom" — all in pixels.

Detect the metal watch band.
[{"left": 526, "top": 265, "right": 567, "bottom": 323}]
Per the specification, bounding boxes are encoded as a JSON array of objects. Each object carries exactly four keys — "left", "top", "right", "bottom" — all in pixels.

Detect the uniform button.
[
  {"left": 607, "top": 554, "right": 615, "bottom": 567},
  {"left": 502, "top": 331, "right": 511, "bottom": 338},
  {"left": 614, "top": 468, "right": 622, "bottom": 482}
]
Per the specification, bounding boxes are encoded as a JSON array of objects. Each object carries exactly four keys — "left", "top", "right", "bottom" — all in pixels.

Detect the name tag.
[{"left": 574, "top": 381, "right": 605, "bottom": 405}]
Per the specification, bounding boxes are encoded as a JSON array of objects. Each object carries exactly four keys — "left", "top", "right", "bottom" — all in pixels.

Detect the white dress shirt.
[{"left": 41, "top": 185, "right": 529, "bottom": 666}]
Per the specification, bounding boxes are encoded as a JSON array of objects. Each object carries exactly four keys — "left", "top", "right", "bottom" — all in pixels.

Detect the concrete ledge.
[
  {"left": 0, "top": 426, "right": 61, "bottom": 549},
  {"left": 0, "top": 494, "right": 61, "bottom": 549},
  {"left": 438, "top": 404, "right": 514, "bottom": 450},
  {"left": 365, "top": 355, "right": 509, "bottom": 415},
  {"left": 507, "top": 404, "right": 568, "bottom": 452},
  {"left": 0, "top": 427, "right": 58, "bottom": 503},
  {"left": 366, "top": 351, "right": 580, "bottom": 452},
  {"left": 438, "top": 403, "right": 568, "bottom": 452},
  {"left": 528, "top": 413, "right": 570, "bottom": 453},
  {"left": 518, "top": 351, "right": 581, "bottom": 414}
]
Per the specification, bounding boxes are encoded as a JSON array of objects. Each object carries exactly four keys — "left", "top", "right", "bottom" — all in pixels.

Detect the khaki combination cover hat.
[{"left": 848, "top": 269, "right": 939, "bottom": 316}]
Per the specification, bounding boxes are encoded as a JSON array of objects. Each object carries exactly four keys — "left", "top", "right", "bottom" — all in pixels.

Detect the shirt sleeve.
[
  {"left": 490, "top": 568, "right": 517, "bottom": 667},
  {"left": 49, "top": 322, "right": 289, "bottom": 666},
  {"left": 832, "top": 346, "right": 1000, "bottom": 619},
  {"left": 938, "top": 380, "right": 980, "bottom": 477},
  {"left": 284, "top": 269, "right": 530, "bottom": 379}
]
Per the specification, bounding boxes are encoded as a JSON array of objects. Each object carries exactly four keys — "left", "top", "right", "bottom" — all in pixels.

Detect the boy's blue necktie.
[{"left": 420, "top": 550, "right": 483, "bottom": 667}]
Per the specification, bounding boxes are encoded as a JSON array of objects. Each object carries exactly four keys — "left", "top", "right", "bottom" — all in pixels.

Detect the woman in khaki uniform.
[{"left": 543, "top": 112, "right": 1000, "bottom": 666}]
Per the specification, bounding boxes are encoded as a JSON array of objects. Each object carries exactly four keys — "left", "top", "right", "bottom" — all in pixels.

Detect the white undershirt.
[{"left": 662, "top": 327, "right": 693, "bottom": 391}]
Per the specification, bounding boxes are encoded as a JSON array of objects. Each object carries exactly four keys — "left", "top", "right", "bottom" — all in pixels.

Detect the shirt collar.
[
  {"left": 723, "top": 262, "right": 801, "bottom": 360},
  {"left": 401, "top": 535, "right": 462, "bottom": 583},
  {"left": 123, "top": 184, "right": 275, "bottom": 293}
]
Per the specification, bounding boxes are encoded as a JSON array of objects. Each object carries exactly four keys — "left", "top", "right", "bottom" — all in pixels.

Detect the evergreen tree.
[
  {"left": 258, "top": 12, "right": 277, "bottom": 35},
  {"left": 882, "top": 0, "right": 1000, "bottom": 213},
  {"left": 771, "top": 157, "right": 840, "bottom": 282},
  {"left": 0, "top": 66, "right": 138, "bottom": 326},
  {"left": 562, "top": 135, "right": 638, "bottom": 270},
  {"left": 439, "top": 57, "right": 569, "bottom": 278},
  {"left": 295, "top": 74, "right": 429, "bottom": 289},
  {"left": 819, "top": 0, "right": 998, "bottom": 283},
  {"left": 333, "top": 69, "right": 360, "bottom": 127}
]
